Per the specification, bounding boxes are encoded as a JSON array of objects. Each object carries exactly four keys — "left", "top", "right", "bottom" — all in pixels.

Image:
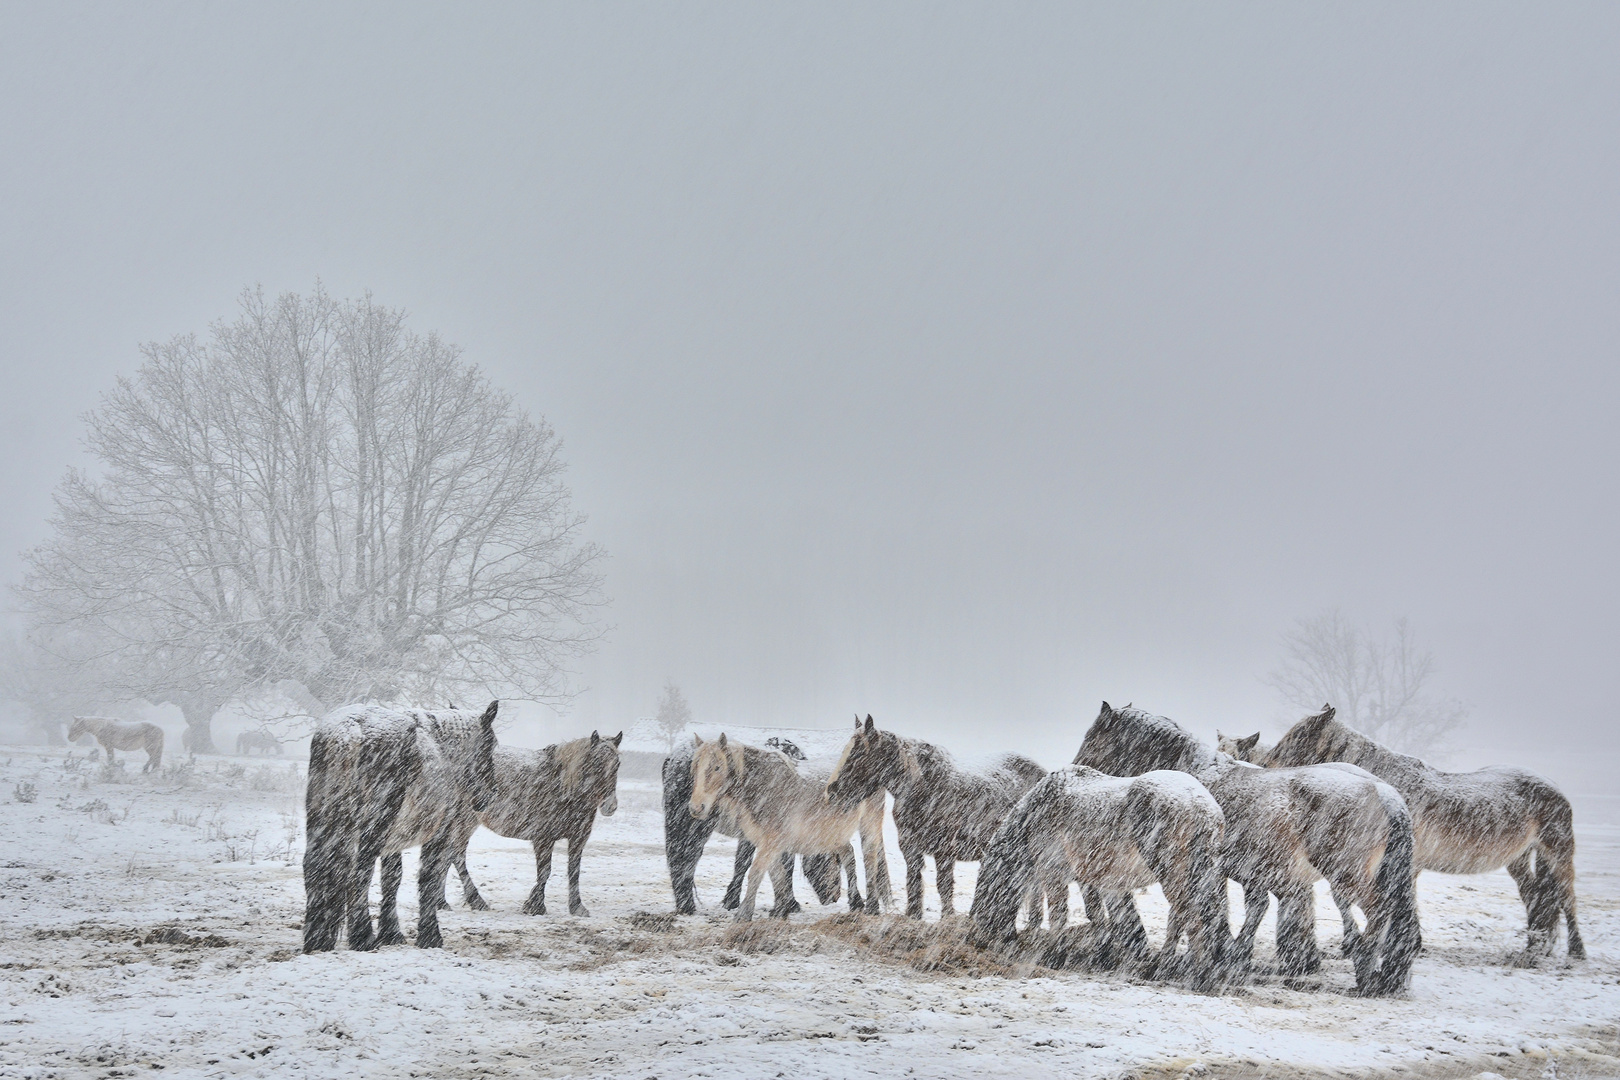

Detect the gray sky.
[{"left": 2, "top": 4, "right": 1616, "bottom": 777}]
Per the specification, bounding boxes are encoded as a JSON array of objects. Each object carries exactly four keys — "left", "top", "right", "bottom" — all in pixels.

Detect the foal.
[
  {"left": 1246, "top": 706, "right": 1584, "bottom": 960},
  {"left": 68, "top": 716, "right": 163, "bottom": 773},
  {"left": 452, "top": 732, "right": 622, "bottom": 916},
  {"left": 689, "top": 734, "right": 892, "bottom": 921},
  {"left": 825, "top": 714, "right": 1046, "bottom": 918}
]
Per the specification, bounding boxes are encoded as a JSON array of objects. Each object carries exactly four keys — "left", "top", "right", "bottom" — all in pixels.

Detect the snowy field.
[{"left": 1, "top": 745, "right": 1618, "bottom": 1080}]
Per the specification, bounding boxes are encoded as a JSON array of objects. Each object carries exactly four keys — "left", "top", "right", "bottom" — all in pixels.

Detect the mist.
[{"left": 2, "top": 5, "right": 1617, "bottom": 786}]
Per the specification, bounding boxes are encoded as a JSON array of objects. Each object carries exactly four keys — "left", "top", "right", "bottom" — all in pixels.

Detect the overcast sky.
[{"left": 2, "top": 4, "right": 1616, "bottom": 776}]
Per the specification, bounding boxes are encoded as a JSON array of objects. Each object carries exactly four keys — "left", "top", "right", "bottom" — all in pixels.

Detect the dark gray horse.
[
  {"left": 825, "top": 714, "right": 1048, "bottom": 919},
  {"left": 302, "top": 701, "right": 497, "bottom": 952},
  {"left": 662, "top": 740, "right": 840, "bottom": 915}
]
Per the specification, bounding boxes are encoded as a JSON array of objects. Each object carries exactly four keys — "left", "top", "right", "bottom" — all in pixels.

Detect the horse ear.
[
  {"left": 1100, "top": 701, "right": 1112, "bottom": 717},
  {"left": 591, "top": 730, "right": 600, "bottom": 745},
  {"left": 863, "top": 714, "right": 876, "bottom": 735},
  {"left": 854, "top": 714, "right": 862, "bottom": 730},
  {"left": 1237, "top": 733, "right": 1261, "bottom": 753},
  {"left": 693, "top": 733, "right": 704, "bottom": 747},
  {"left": 1322, "top": 704, "right": 1336, "bottom": 721},
  {"left": 480, "top": 700, "right": 499, "bottom": 727},
  {"left": 612, "top": 731, "right": 623, "bottom": 747},
  {"left": 717, "top": 732, "right": 727, "bottom": 749}
]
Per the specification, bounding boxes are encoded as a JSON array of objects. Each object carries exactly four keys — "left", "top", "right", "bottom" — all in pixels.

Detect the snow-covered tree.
[
  {"left": 655, "top": 680, "right": 693, "bottom": 751},
  {"left": 1265, "top": 610, "right": 1466, "bottom": 757},
  {"left": 17, "top": 286, "right": 605, "bottom": 751}
]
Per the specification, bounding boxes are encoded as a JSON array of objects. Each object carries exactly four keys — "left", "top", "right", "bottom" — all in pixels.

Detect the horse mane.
[{"left": 552, "top": 733, "right": 621, "bottom": 790}]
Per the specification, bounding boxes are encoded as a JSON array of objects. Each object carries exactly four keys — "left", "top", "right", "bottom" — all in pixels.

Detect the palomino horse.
[
  {"left": 970, "top": 765, "right": 1228, "bottom": 992},
  {"left": 663, "top": 739, "right": 842, "bottom": 916},
  {"left": 1078, "top": 702, "right": 1421, "bottom": 995},
  {"left": 689, "top": 734, "right": 893, "bottom": 921},
  {"left": 825, "top": 714, "right": 1047, "bottom": 919},
  {"left": 451, "top": 731, "right": 622, "bottom": 916},
  {"left": 302, "top": 701, "right": 497, "bottom": 952},
  {"left": 1233, "top": 706, "right": 1584, "bottom": 960},
  {"left": 235, "top": 730, "right": 282, "bottom": 755},
  {"left": 68, "top": 716, "right": 164, "bottom": 773}
]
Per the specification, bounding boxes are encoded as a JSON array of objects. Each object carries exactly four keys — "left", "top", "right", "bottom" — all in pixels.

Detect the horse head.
[
  {"left": 688, "top": 733, "right": 739, "bottom": 820},
  {"left": 466, "top": 700, "right": 500, "bottom": 812},
  {"left": 1215, "top": 730, "right": 1267, "bottom": 763},
  {"left": 67, "top": 717, "right": 87, "bottom": 743},
  {"left": 826, "top": 714, "right": 912, "bottom": 808},
  {"left": 1266, "top": 704, "right": 1339, "bottom": 767},
  {"left": 576, "top": 730, "right": 623, "bottom": 816}
]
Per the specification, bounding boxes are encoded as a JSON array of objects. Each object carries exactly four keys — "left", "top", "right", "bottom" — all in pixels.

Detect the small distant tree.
[
  {"left": 655, "top": 680, "right": 692, "bottom": 751},
  {"left": 1265, "top": 610, "right": 1467, "bottom": 757}
]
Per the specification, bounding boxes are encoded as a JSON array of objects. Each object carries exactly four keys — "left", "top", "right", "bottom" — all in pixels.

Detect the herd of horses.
[{"left": 293, "top": 698, "right": 1583, "bottom": 999}]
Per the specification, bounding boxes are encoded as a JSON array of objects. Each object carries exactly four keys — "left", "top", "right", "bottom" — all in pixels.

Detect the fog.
[{"left": 2, "top": 5, "right": 1616, "bottom": 783}]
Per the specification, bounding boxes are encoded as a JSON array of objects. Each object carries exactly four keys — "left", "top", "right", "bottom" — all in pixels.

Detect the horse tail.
[
  {"left": 969, "top": 801, "right": 1036, "bottom": 948},
  {"left": 661, "top": 746, "right": 712, "bottom": 915},
  {"left": 1173, "top": 811, "right": 1227, "bottom": 991},
  {"left": 1536, "top": 788, "right": 1584, "bottom": 959},
  {"left": 1373, "top": 785, "right": 1420, "bottom": 994}
]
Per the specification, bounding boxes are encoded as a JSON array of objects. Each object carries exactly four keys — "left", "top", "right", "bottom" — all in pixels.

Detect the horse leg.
[
  {"left": 1275, "top": 887, "right": 1319, "bottom": 977},
  {"left": 737, "top": 842, "right": 776, "bottom": 921},
  {"left": 840, "top": 843, "right": 866, "bottom": 913},
  {"left": 415, "top": 835, "right": 451, "bottom": 948},
  {"left": 523, "top": 840, "right": 553, "bottom": 915},
  {"left": 1532, "top": 817, "right": 1585, "bottom": 960},
  {"left": 376, "top": 853, "right": 407, "bottom": 946},
  {"left": 1230, "top": 883, "right": 1268, "bottom": 975},
  {"left": 767, "top": 857, "right": 797, "bottom": 918},
  {"left": 936, "top": 858, "right": 956, "bottom": 917},
  {"left": 860, "top": 824, "right": 891, "bottom": 914},
  {"left": 454, "top": 849, "right": 490, "bottom": 910},
  {"left": 301, "top": 815, "right": 348, "bottom": 953},
  {"left": 723, "top": 838, "right": 755, "bottom": 910},
  {"left": 567, "top": 833, "right": 591, "bottom": 916},
  {"left": 1331, "top": 885, "right": 1362, "bottom": 957},
  {"left": 902, "top": 845, "right": 926, "bottom": 919}
]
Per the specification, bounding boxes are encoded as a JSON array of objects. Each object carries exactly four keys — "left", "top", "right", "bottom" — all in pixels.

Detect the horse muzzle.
[
  {"left": 688, "top": 798, "right": 713, "bottom": 821},
  {"left": 600, "top": 794, "right": 618, "bottom": 817}
]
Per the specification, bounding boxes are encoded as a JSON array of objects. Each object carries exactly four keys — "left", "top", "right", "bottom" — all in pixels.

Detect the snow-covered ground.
[{"left": 1, "top": 744, "right": 1617, "bottom": 1080}]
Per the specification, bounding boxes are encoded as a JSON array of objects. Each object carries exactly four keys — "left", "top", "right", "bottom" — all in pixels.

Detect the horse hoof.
[
  {"left": 570, "top": 905, "right": 590, "bottom": 917},
  {"left": 377, "top": 930, "right": 405, "bottom": 947},
  {"left": 436, "top": 898, "right": 453, "bottom": 911},
  {"left": 467, "top": 896, "right": 490, "bottom": 911},
  {"left": 415, "top": 929, "right": 443, "bottom": 949},
  {"left": 522, "top": 902, "right": 546, "bottom": 916}
]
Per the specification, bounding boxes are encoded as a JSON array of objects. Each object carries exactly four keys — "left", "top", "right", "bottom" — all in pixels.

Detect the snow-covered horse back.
[
  {"left": 690, "top": 733, "right": 893, "bottom": 921},
  {"left": 68, "top": 716, "right": 164, "bottom": 773},
  {"left": 302, "top": 700, "right": 498, "bottom": 953},
  {"left": 1261, "top": 705, "right": 1584, "bottom": 960},
  {"left": 1077, "top": 702, "right": 1420, "bottom": 995},
  {"left": 971, "top": 766, "right": 1228, "bottom": 992},
  {"left": 826, "top": 713, "right": 1047, "bottom": 919}
]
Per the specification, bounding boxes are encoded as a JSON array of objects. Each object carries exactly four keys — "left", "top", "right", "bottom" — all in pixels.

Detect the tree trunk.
[{"left": 172, "top": 691, "right": 224, "bottom": 755}]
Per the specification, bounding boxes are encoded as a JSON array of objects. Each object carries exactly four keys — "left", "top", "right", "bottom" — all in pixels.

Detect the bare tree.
[
  {"left": 655, "top": 680, "right": 693, "bottom": 751},
  {"left": 1265, "top": 610, "right": 1467, "bottom": 757},
  {"left": 17, "top": 286, "right": 605, "bottom": 751}
]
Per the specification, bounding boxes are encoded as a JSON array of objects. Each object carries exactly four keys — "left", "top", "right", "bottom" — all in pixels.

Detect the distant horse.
[
  {"left": 302, "top": 701, "right": 497, "bottom": 952},
  {"left": 68, "top": 716, "right": 163, "bottom": 773},
  {"left": 1238, "top": 706, "right": 1584, "bottom": 960},
  {"left": 1078, "top": 702, "right": 1420, "bottom": 994},
  {"left": 970, "top": 765, "right": 1228, "bottom": 992},
  {"left": 451, "top": 732, "right": 623, "bottom": 916},
  {"left": 689, "top": 734, "right": 893, "bottom": 921},
  {"left": 826, "top": 714, "right": 1047, "bottom": 919},
  {"left": 663, "top": 740, "right": 841, "bottom": 916},
  {"left": 235, "top": 730, "right": 282, "bottom": 756}
]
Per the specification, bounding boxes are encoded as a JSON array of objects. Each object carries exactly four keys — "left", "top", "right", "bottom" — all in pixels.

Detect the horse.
[
  {"left": 689, "top": 734, "right": 893, "bottom": 921},
  {"left": 663, "top": 739, "right": 842, "bottom": 916},
  {"left": 302, "top": 701, "right": 497, "bottom": 952},
  {"left": 68, "top": 716, "right": 164, "bottom": 773},
  {"left": 235, "top": 730, "right": 282, "bottom": 756},
  {"left": 1239, "top": 705, "right": 1584, "bottom": 961},
  {"left": 1077, "top": 702, "right": 1420, "bottom": 995},
  {"left": 969, "top": 765, "right": 1228, "bottom": 992},
  {"left": 450, "top": 731, "right": 622, "bottom": 916},
  {"left": 825, "top": 714, "right": 1048, "bottom": 919}
]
